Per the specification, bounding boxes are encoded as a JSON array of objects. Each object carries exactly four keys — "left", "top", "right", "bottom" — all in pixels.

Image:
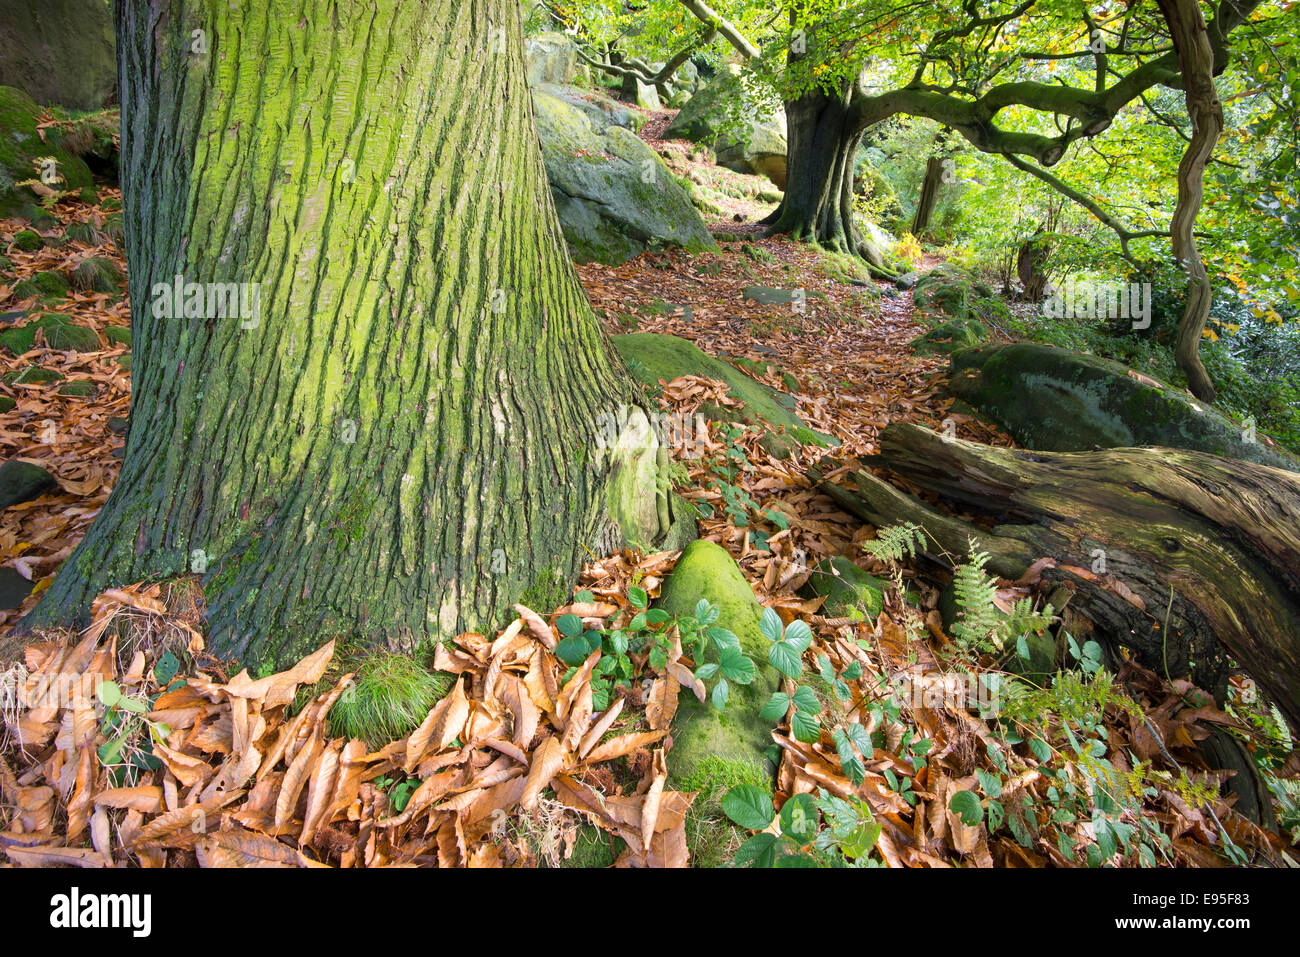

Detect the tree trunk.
[
  {"left": 911, "top": 154, "right": 944, "bottom": 239},
  {"left": 765, "top": 90, "right": 871, "bottom": 259},
  {"left": 1158, "top": 0, "right": 1224, "bottom": 402},
  {"left": 23, "top": 0, "right": 664, "bottom": 669},
  {"left": 809, "top": 423, "right": 1300, "bottom": 736}
]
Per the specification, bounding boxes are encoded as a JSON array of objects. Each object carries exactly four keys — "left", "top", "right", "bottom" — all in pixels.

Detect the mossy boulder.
[
  {"left": 11, "top": 229, "right": 42, "bottom": 252},
  {"left": 0, "top": 459, "right": 56, "bottom": 509},
  {"left": 0, "top": 86, "right": 95, "bottom": 215},
  {"left": 0, "top": 314, "right": 100, "bottom": 355},
  {"left": 798, "top": 556, "right": 884, "bottom": 622},
  {"left": 664, "top": 65, "right": 787, "bottom": 188},
  {"left": 912, "top": 264, "right": 993, "bottom": 320},
  {"left": 0, "top": 2, "right": 116, "bottom": 110},
  {"left": 612, "top": 332, "right": 837, "bottom": 454},
  {"left": 533, "top": 91, "right": 716, "bottom": 265},
  {"left": 534, "top": 83, "right": 642, "bottom": 132},
  {"left": 912, "top": 316, "right": 990, "bottom": 355},
  {"left": 56, "top": 379, "right": 96, "bottom": 397},
  {"left": 3, "top": 364, "right": 63, "bottom": 385},
  {"left": 71, "top": 256, "right": 123, "bottom": 293},
  {"left": 948, "top": 342, "right": 1300, "bottom": 472},
  {"left": 657, "top": 540, "right": 779, "bottom": 789},
  {"left": 105, "top": 325, "right": 131, "bottom": 346},
  {"left": 524, "top": 31, "right": 582, "bottom": 87},
  {"left": 32, "top": 270, "right": 69, "bottom": 299}
]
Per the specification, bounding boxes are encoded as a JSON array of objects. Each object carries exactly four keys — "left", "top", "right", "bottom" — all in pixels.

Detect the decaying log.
[{"left": 809, "top": 422, "right": 1300, "bottom": 734}]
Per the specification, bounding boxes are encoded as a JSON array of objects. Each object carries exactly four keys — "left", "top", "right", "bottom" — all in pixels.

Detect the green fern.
[
  {"left": 862, "top": 522, "right": 928, "bottom": 565},
  {"left": 951, "top": 550, "right": 1002, "bottom": 651}
]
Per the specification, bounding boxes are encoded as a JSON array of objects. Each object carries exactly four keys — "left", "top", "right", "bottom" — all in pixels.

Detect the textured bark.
[
  {"left": 25, "top": 0, "right": 659, "bottom": 669},
  {"left": 911, "top": 155, "right": 944, "bottom": 238},
  {"left": 1158, "top": 0, "right": 1224, "bottom": 402},
  {"left": 764, "top": 88, "right": 892, "bottom": 274},
  {"left": 809, "top": 424, "right": 1300, "bottom": 735}
]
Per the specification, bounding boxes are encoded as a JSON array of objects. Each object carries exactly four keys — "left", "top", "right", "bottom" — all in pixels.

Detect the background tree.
[{"left": 24, "top": 0, "right": 666, "bottom": 668}]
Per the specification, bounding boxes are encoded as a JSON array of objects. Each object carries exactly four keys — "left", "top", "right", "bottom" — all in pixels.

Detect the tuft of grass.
[
  {"left": 326, "top": 652, "right": 454, "bottom": 748},
  {"left": 72, "top": 256, "right": 123, "bottom": 293},
  {"left": 677, "top": 756, "right": 773, "bottom": 868}
]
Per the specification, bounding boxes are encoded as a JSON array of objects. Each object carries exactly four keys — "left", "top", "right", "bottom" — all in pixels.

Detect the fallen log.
[{"left": 808, "top": 422, "right": 1300, "bottom": 735}]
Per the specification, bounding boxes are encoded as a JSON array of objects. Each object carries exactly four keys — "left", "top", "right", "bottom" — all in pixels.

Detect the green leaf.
[
  {"left": 707, "top": 626, "right": 740, "bottom": 650},
  {"left": 695, "top": 662, "right": 719, "bottom": 681},
  {"left": 791, "top": 685, "right": 820, "bottom": 712},
  {"left": 790, "top": 708, "right": 821, "bottom": 743},
  {"left": 976, "top": 768, "right": 1003, "bottom": 799},
  {"left": 153, "top": 651, "right": 179, "bottom": 686},
  {"left": 949, "top": 789, "right": 984, "bottom": 827},
  {"left": 768, "top": 641, "right": 803, "bottom": 679},
  {"left": 760, "top": 692, "right": 791, "bottom": 721},
  {"left": 733, "top": 832, "right": 777, "bottom": 868},
  {"left": 556, "top": 613, "right": 583, "bottom": 637},
  {"left": 783, "top": 619, "right": 813, "bottom": 652},
  {"left": 711, "top": 677, "right": 730, "bottom": 711},
  {"left": 1029, "top": 737, "right": 1051, "bottom": 763},
  {"left": 628, "top": 586, "right": 648, "bottom": 609},
  {"left": 645, "top": 608, "right": 671, "bottom": 625},
  {"left": 779, "top": 793, "right": 819, "bottom": 841},
  {"left": 722, "top": 784, "right": 776, "bottom": 830},
  {"left": 759, "top": 606, "right": 784, "bottom": 643},
  {"left": 555, "top": 636, "right": 591, "bottom": 666},
  {"left": 719, "top": 646, "right": 755, "bottom": 685},
  {"left": 96, "top": 680, "right": 122, "bottom": 709}
]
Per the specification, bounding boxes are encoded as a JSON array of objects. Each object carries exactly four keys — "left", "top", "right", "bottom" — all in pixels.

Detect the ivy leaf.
[{"left": 722, "top": 784, "right": 776, "bottom": 830}]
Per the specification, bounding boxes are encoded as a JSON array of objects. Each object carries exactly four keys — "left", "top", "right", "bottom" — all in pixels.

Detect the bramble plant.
[
  {"left": 723, "top": 785, "right": 883, "bottom": 868},
  {"left": 555, "top": 589, "right": 757, "bottom": 712},
  {"left": 94, "top": 651, "right": 182, "bottom": 787}
]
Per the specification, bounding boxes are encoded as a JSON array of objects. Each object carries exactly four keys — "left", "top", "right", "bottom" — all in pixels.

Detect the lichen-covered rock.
[
  {"left": 948, "top": 342, "right": 1300, "bottom": 472},
  {"left": 912, "top": 316, "right": 990, "bottom": 355},
  {"left": 533, "top": 91, "right": 716, "bottom": 265},
  {"left": 0, "top": 1, "right": 115, "bottom": 111},
  {"left": 658, "top": 540, "right": 779, "bottom": 788},
  {"left": 534, "top": 83, "right": 642, "bottom": 132},
  {"left": 0, "top": 87, "right": 94, "bottom": 215},
  {"left": 524, "top": 32, "right": 581, "bottom": 86},
  {"left": 664, "top": 66, "right": 787, "bottom": 188},
  {"left": 798, "top": 556, "right": 884, "bottom": 622}
]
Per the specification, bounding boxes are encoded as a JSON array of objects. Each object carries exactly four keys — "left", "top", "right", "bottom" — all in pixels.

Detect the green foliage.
[
  {"left": 94, "top": 654, "right": 184, "bottom": 787},
  {"left": 326, "top": 653, "right": 453, "bottom": 748},
  {"left": 724, "top": 786, "right": 883, "bottom": 868}
]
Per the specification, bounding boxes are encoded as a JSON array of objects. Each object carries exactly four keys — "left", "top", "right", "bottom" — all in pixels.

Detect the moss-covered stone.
[
  {"left": 612, "top": 332, "right": 838, "bottom": 453},
  {"left": 3, "top": 364, "right": 63, "bottom": 385},
  {"left": 71, "top": 256, "right": 122, "bottom": 293},
  {"left": 105, "top": 325, "right": 130, "bottom": 346},
  {"left": 11, "top": 229, "right": 41, "bottom": 252},
  {"left": 948, "top": 342, "right": 1300, "bottom": 472},
  {"left": 0, "top": 5, "right": 116, "bottom": 111},
  {"left": 912, "top": 316, "right": 990, "bottom": 355},
  {"left": 1, "top": 314, "right": 100, "bottom": 354},
  {"left": 798, "top": 556, "right": 884, "bottom": 622},
  {"left": 533, "top": 90, "right": 716, "bottom": 265},
  {"left": 0, "top": 458, "right": 56, "bottom": 509},
  {"left": 658, "top": 540, "right": 780, "bottom": 794},
  {"left": 0, "top": 86, "right": 95, "bottom": 215},
  {"left": 0, "top": 396, "right": 14, "bottom": 414},
  {"left": 57, "top": 379, "right": 96, "bottom": 397},
  {"left": 32, "top": 270, "right": 70, "bottom": 299},
  {"left": 676, "top": 754, "right": 772, "bottom": 867},
  {"left": 664, "top": 65, "right": 787, "bottom": 188}
]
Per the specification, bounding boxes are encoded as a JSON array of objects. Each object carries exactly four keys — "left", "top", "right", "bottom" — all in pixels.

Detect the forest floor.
[{"left": 0, "top": 125, "right": 1290, "bottom": 868}]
